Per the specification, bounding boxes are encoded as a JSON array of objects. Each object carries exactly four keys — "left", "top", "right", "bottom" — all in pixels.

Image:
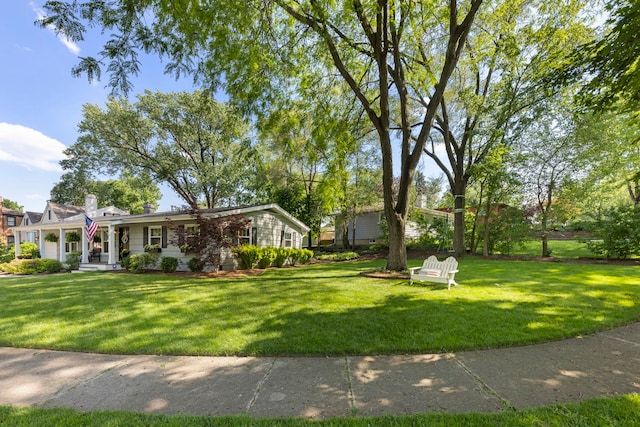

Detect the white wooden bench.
[{"left": 409, "top": 255, "right": 459, "bottom": 289}]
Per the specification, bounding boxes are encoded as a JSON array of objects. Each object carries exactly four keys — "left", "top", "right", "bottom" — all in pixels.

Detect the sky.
[
  {"left": 0, "top": 1, "right": 443, "bottom": 215},
  {"left": 0, "top": 1, "right": 195, "bottom": 213}
]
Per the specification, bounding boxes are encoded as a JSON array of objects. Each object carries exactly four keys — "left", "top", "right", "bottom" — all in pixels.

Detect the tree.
[
  {"left": 516, "top": 106, "right": 588, "bottom": 257},
  {"left": 422, "top": 0, "right": 593, "bottom": 256},
  {"left": 51, "top": 170, "right": 161, "bottom": 214},
  {"left": 568, "top": 0, "right": 640, "bottom": 114},
  {"left": 0, "top": 198, "right": 23, "bottom": 212},
  {"left": 62, "top": 91, "right": 255, "bottom": 209},
  {"left": 40, "top": 0, "right": 483, "bottom": 271},
  {"left": 167, "top": 210, "right": 251, "bottom": 271}
]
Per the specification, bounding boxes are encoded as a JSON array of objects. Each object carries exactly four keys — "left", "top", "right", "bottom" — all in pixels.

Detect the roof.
[
  {"left": 0, "top": 208, "right": 24, "bottom": 217},
  {"left": 12, "top": 203, "right": 310, "bottom": 233},
  {"left": 48, "top": 202, "right": 85, "bottom": 220}
]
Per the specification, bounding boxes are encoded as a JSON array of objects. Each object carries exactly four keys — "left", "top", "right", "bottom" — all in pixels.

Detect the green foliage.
[
  {"left": 585, "top": 206, "right": 640, "bottom": 259},
  {"left": 0, "top": 258, "right": 62, "bottom": 275},
  {"left": 65, "top": 252, "right": 81, "bottom": 271},
  {"left": 17, "top": 242, "right": 40, "bottom": 259},
  {"left": 257, "top": 247, "right": 277, "bottom": 269},
  {"left": 409, "top": 216, "right": 451, "bottom": 251},
  {"left": 160, "top": 256, "right": 179, "bottom": 273},
  {"left": 126, "top": 253, "right": 159, "bottom": 274},
  {"left": 0, "top": 242, "right": 14, "bottom": 263},
  {"left": 0, "top": 197, "right": 23, "bottom": 211},
  {"left": 316, "top": 252, "right": 359, "bottom": 261},
  {"left": 298, "top": 248, "right": 314, "bottom": 264},
  {"left": 272, "top": 248, "right": 291, "bottom": 268},
  {"left": 44, "top": 233, "right": 59, "bottom": 243},
  {"left": 487, "top": 207, "right": 531, "bottom": 255},
  {"left": 187, "top": 257, "right": 204, "bottom": 272},
  {"left": 231, "top": 245, "right": 261, "bottom": 269},
  {"left": 65, "top": 232, "right": 81, "bottom": 243}
]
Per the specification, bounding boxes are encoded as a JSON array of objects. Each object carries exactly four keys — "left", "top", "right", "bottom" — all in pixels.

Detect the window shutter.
[
  {"left": 251, "top": 227, "right": 257, "bottom": 246},
  {"left": 143, "top": 227, "right": 148, "bottom": 245},
  {"left": 162, "top": 226, "right": 168, "bottom": 248},
  {"left": 280, "top": 230, "right": 285, "bottom": 247}
]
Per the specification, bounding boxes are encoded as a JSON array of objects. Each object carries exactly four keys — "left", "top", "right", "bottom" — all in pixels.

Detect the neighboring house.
[
  {"left": 10, "top": 195, "right": 310, "bottom": 271},
  {"left": 334, "top": 205, "right": 452, "bottom": 248},
  {"left": 0, "top": 205, "right": 24, "bottom": 245}
]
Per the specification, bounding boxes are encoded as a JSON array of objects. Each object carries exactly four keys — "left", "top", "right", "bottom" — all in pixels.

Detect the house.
[
  {"left": 334, "top": 205, "right": 452, "bottom": 248},
  {"left": 10, "top": 195, "right": 310, "bottom": 271},
  {"left": 0, "top": 204, "right": 24, "bottom": 245}
]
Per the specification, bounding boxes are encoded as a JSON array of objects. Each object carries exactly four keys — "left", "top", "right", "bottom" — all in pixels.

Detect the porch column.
[
  {"left": 81, "top": 225, "right": 88, "bottom": 263},
  {"left": 14, "top": 231, "right": 20, "bottom": 258},
  {"left": 108, "top": 224, "right": 116, "bottom": 265},
  {"left": 59, "top": 228, "right": 66, "bottom": 262},
  {"left": 39, "top": 228, "right": 45, "bottom": 259}
]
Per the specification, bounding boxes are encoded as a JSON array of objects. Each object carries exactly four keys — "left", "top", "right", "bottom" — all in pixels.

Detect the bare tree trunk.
[
  {"left": 452, "top": 178, "right": 466, "bottom": 258},
  {"left": 386, "top": 211, "right": 407, "bottom": 271}
]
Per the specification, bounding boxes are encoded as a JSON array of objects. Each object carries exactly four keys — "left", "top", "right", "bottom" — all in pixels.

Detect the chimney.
[
  {"left": 85, "top": 194, "right": 98, "bottom": 218},
  {"left": 143, "top": 203, "right": 156, "bottom": 215}
]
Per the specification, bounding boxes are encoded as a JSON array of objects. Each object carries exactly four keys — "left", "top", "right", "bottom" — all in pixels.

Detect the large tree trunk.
[
  {"left": 386, "top": 210, "right": 407, "bottom": 271},
  {"left": 452, "top": 179, "right": 466, "bottom": 258}
]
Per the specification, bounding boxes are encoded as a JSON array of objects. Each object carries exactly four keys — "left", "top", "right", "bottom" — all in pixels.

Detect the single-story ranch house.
[{"left": 11, "top": 195, "right": 310, "bottom": 271}]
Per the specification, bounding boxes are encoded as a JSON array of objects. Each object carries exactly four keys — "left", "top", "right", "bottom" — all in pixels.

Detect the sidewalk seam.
[
  {"left": 345, "top": 356, "right": 357, "bottom": 416},
  {"left": 246, "top": 358, "right": 276, "bottom": 414},
  {"left": 37, "top": 358, "right": 132, "bottom": 408},
  {"left": 449, "top": 353, "right": 515, "bottom": 411}
]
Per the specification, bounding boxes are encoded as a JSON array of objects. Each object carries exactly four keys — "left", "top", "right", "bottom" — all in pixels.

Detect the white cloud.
[
  {"left": 0, "top": 123, "right": 66, "bottom": 172},
  {"left": 30, "top": 2, "right": 81, "bottom": 56}
]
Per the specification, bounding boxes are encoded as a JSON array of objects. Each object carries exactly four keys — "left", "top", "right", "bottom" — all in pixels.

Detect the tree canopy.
[{"left": 62, "top": 90, "right": 255, "bottom": 209}]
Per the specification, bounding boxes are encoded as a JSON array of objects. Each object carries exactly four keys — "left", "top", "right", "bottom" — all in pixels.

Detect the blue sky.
[{"left": 0, "top": 1, "right": 195, "bottom": 213}]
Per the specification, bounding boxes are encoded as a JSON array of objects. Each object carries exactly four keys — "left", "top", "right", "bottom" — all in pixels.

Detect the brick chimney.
[{"left": 143, "top": 203, "right": 156, "bottom": 215}]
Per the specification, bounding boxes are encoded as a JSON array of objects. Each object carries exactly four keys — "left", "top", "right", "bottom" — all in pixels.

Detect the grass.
[
  {"left": 0, "top": 257, "right": 639, "bottom": 356},
  {"left": 2, "top": 394, "right": 640, "bottom": 426},
  {"left": 510, "top": 239, "right": 597, "bottom": 259}
]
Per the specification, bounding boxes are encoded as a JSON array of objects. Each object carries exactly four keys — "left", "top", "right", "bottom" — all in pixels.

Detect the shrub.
[
  {"left": 585, "top": 206, "right": 640, "bottom": 259},
  {"left": 187, "top": 257, "right": 204, "bottom": 272},
  {"left": 160, "top": 256, "right": 179, "bottom": 273},
  {"left": 273, "top": 248, "right": 291, "bottom": 267},
  {"left": 0, "top": 243, "right": 14, "bottom": 263},
  {"left": 42, "top": 259, "right": 63, "bottom": 274},
  {"left": 126, "top": 253, "right": 158, "bottom": 274},
  {"left": 257, "top": 247, "right": 277, "bottom": 269},
  {"left": 18, "top": 242, "right": 40, "bottom": 259},
  {"left": 232, "top": 245, "right": 261, "bottom": 269},
  {"left": 289, "top": 248, "right": 301, "bottom": 266},
  {"left": 0, "top": 258, "right": 62, "bottom": 275},
  {"left": 299, "top": 248, "right": 314, "bottom": 264},
  {"left": 316, "top": 251, "right": 359, "bottom": 261},
  {"left": 65, "top": 251, "right": 81, "bottom": 270}
]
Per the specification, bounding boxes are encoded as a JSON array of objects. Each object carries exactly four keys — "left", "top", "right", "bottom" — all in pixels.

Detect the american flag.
[{"left": 85, "top": 216, "right": 99, "bottom": 242}]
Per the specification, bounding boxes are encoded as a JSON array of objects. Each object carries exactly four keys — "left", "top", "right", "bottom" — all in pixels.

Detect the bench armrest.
[{"left": 408, "top": 267, "right": 422, "bottom": 274}]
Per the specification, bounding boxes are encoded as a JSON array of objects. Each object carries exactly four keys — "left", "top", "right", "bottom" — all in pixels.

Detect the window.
[
  {"left": 65, "top": 242, "right": 78, "bottom": 253},
  {"left": 7, "top": 216, "right": 16, "bottom": 226},
  {"left": 7, "top": 236, "right": 15, "bottom": 244},
  {"left": 283, "top": 231, "right": 293, "bottom": 248},
  {"left": 148, "top": 226, "right": 162, "bottom": 246},
  {"left": 239, "top": 227, "right": 251, "bottom": 245}
]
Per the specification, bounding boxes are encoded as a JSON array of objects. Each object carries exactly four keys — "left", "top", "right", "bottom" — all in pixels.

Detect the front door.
[{"left": 118, "top": 227, "right": 130, "bottom": 260}]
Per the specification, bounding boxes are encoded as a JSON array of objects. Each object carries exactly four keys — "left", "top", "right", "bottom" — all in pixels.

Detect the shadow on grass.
[{"left": 0, "top": 259, "right": 639, "bottom": 356}]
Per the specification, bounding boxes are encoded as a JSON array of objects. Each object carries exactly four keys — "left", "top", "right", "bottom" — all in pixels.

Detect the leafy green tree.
[
  {"left": 39, "top": 0, "right": 483, "bottom": 271},
  {"left": 423, "top": 0, "right": 593, "bottom": 257},
  {"left": 516, "top": 105, "right": 588, "bottom": 257},
  {"left": 50, "top": 170, "right": 161, "bottom": 214},
  {"left": 62, "top": 91, "right": 255, "bottom": 209},
  {"left": 0, "top": 198, "right": 23, "bottom": 212},
  {"left": 567, "top": 0, "right": 640, "bottom": 114}
]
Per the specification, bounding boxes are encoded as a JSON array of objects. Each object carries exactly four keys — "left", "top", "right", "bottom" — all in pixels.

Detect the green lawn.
[
  {"left": 0, "top": 257, "right": 638, "bottom": 356},
  {"left": 2, "top": 394, "right": 640, "bottom": 426},
  {"left": 511, "top": 239, "right": 596, "bottom": 258}
]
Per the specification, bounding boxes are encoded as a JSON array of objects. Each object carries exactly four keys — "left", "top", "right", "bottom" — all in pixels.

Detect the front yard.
[{"left": 1, "top": 257, "right": 638, "bottom": 356}]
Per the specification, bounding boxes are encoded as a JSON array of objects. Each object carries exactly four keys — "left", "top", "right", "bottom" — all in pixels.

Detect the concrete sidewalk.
[{"left": 1, "top": 322, "right": 639, "bottom": 419}]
